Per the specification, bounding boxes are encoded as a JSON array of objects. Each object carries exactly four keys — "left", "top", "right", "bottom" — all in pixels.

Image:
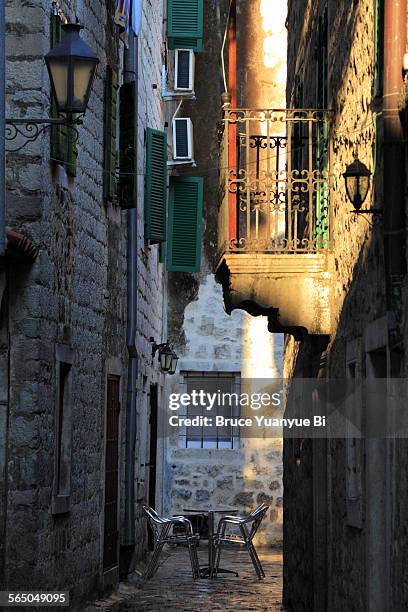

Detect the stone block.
[
  {"left": 269, "top": 480, "right": 281, "bottom": 491},
  {"left": 195, "top": 489, "right": 210, "bottom": 502},
  {"left": 11, "top": 416, "right": 37, "bottom": 449},
  {"left": 7, "top": 59, "right": 44, "bottom": 91},
  {"left": 5, "top": 7, "right": 45, "bottom": 32},
  {"left": 234, "top": 492, "right": 254, "bottom": 506},
  {"left": 12, "top": 489, "right": 36, "bottom": 506},
  {"left": 6, "top": 193, "right": 42, "bottom": 223},
  {"left": 6, "top": 32, "right": 47, "bottom": 58},
  {"left": 216, "top": 476, "right": 234, "bottom": 489},
  {"left": 257, "top": 492, "right": 273, "bottom": 505},
  {"left": 173, "top": 488, "right": 192, "bottom": 500},
  {"left": 18, "top": 163, "right": 42, "bottom": 192}
]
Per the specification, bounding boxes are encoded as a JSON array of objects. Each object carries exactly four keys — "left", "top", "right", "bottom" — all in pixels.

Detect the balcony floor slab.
[{"left": 215, "top": 252, "right": 332, "bottom": 336}]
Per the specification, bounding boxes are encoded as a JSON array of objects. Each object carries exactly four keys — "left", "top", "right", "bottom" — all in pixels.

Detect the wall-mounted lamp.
[
  {"left": 403, "top": 52, "right": 408, "bottom": 79},
  {"left": 6, "top": 24, "right": 99, "bottom": 152},
  {"left": 45, "top": 24, "right": 99, "bottom": 115},
  {"left": 343, "top": 158, "right": 382, "bottom": 220},
  {"left": 150, "top": 338, "right": 179, "bottom": 375}
]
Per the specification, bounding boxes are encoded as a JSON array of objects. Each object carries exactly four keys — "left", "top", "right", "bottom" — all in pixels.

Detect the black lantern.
[
  {"left": 343, "top": 159, "right": 371, "bottom": 212},
  {"left": 158, "top": 344, "right": 174, "bottom": 373},
  {"left": 150, "top": 338, "right": 179, "bottom": 375},
  {"left": 45, "top": 23, "right": 99, "bottom": 115},
  {"left": 6, "top": 22, "right": 99, "bottom": 153},
  {"left": 168, "top": 350, "right": 179, "bottom": 375}
]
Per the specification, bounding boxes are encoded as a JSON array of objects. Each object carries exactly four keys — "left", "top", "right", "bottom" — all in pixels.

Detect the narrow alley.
[{"left": 2, "top": 0, "right": 408, "bottom": 610}]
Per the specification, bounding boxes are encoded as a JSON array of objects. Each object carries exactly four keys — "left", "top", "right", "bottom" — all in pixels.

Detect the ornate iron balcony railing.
[{"left": 218, "top": 108, "right": 332, "bottom": 256}]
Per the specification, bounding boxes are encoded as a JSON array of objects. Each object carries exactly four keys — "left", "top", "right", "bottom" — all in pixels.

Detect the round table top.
[{"left": 183, "top": 507, "right": 238, "bottom": 514}]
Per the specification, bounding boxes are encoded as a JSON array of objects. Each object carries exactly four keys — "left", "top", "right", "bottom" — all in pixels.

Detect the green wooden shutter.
[
  {"left": 145, "top": 128, "right": 167, "bottom": 242},
  {"left": 119, "top": 82, "right": 136, "bottom": 209},
  {"left": 167, "top": 0, "right": 204, "bottom": 51},
  {"left": 104, "top": 66, "right": 118, "bottom": 201},
  {"left": 167, "top": 176, "right": 203, "bottom": 272},
  {"left": 50, "top": 13, "right": 76, "bottom": 176}
]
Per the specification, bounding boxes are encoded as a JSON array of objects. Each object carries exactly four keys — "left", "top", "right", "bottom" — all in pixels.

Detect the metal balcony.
[{"left": 215, "top": 108, "right": 333, "bottom": 336}]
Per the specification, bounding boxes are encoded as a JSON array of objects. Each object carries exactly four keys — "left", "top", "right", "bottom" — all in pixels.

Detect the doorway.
[{"left": 103, "top": 375, "right": 120, "bottom": 571}]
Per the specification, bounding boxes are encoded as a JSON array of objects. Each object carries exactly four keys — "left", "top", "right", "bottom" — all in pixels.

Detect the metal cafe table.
[{"left": 183, "top": 506, "right": 239, "bottom": 578}]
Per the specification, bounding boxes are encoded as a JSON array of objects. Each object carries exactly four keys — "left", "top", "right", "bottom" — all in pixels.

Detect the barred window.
[{"left": 178, "top": 372, "right": 241, "bottom": 449}]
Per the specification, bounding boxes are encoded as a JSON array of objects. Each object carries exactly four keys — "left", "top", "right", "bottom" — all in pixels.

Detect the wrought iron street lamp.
[
  {"left": 158, "top": 344, "right": 174, "bottom": 373},
  {"left": 45, "top": 24, "right": 98, "bottom": 115},
  {"left": 6, "top": 23, "right": 99, "bottom": 152},
  {"left": 150, "top": 338, "right": 179, "bottom": 375},
  {"left": 168, "top": 350, "right": 179, "bottom": 375},
  {"left": 343, "top": 158, "right": 382, "bottom": 219}
]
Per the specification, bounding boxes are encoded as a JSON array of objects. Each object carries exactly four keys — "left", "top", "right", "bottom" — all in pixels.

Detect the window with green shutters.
[
  {"left": 104, "top": 66, "right": 118, "bottom": 202},
  {"left": 167, "top": 176, "right": 203, "bottom": 273},
  {"left": 50, "top": 13, "right": 77, "bottom": 177},
  {"left": 145, "top": 128, "right": 167, "bottom": 243},
  {"left": 167, "top": 0, "right": 204, "bottom": 51}
]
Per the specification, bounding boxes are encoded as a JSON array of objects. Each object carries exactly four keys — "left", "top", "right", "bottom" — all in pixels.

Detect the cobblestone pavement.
[{"left": 88, "top": 546, "right": 283, "bottom": 612}]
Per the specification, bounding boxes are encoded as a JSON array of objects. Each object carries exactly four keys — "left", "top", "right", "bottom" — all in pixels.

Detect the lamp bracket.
[
  {"left": 5, "top": 117, "right": 83, "bottom": 153},
  {"left": 352, "top": 209, "right": 383, "bottom": 215},
  {"left": 351, "top": 208, "right": 383, "bottom": 227},
  {"left": 150, "top": 337, "right": 170, "bottom": 358}
]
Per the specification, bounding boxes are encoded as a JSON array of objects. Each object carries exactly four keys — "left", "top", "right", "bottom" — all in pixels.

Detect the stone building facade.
[
  {"left": 283, "top": 1, "right": 408, "bottom": 610},
  {"left": 0, "top": 0, "right": 168, "bottom": 605},
  {"left": 160, "top": 0, "right": 287, "bottom": 547}
]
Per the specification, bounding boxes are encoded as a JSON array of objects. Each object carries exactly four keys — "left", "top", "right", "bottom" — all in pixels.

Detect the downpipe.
[{"left": 121, "top": 32, "right": 139, "bottom": 576}]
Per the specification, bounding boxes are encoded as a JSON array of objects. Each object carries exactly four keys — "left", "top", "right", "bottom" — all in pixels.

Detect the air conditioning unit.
[
  {"left": 172, "top": 117, "right": 194, "bottom": 161},
  {"left": 174, "top": 49, "right": 195, "bottom": 92}
]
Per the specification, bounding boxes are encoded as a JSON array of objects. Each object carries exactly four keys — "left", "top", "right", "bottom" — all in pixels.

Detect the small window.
[
  {"left": 178, "top": 372, "right": 241, "bottom": 449},
  {"left": 53, "top": 345, "right": 73, "bottom": 515}
]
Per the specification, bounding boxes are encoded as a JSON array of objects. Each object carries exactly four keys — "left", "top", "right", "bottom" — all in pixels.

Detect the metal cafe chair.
[
  {"left": 142, "top": 505, "right": 200, "bottom": 579},
  {"left": 214, "top": 503, "right": 269, "bottom": 579}
]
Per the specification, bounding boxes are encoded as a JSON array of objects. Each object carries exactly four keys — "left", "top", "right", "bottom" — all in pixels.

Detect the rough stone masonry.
[{"left": 1, "top": 0, "right": 167, "bottom": 605}]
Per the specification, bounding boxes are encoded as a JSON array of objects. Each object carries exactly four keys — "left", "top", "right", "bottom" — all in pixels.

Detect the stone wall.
[
  {"left": 2, "top": 0, "right": 166, "bottom": 603},
  {"left": 284, "top": 1, "right": 408, "bottom": 610}
]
